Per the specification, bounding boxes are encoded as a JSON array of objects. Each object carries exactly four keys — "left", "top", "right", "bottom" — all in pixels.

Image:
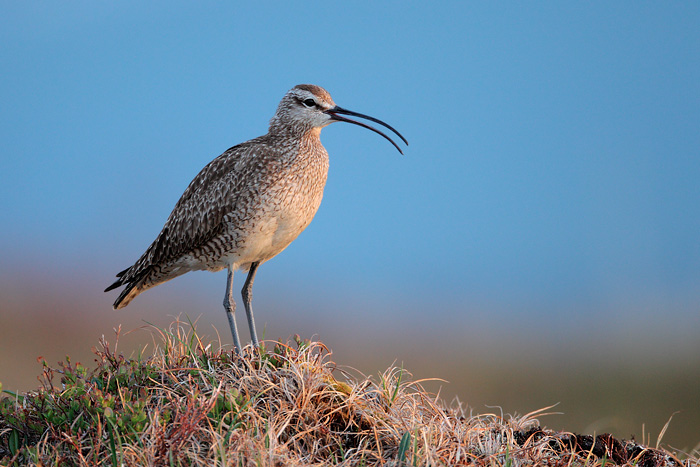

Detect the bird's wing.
[{"left": 120, "top": 138, "right": 270, "bottom": 284}]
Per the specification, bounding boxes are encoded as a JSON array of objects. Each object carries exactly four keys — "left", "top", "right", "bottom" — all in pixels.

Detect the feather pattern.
[
  {"left": 106, "top": 87, "right": 332, "bottom": 309},
  {"left": 105, "top": 83, "right": 406, "bottom": 349}
]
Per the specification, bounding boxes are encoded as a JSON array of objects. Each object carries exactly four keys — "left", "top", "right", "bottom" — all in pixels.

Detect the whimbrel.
[{"left": 105, "top": 84, "right": 407, "bottom": 352}]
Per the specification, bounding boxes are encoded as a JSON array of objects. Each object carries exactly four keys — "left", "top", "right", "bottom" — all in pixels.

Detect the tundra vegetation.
[{"left": 1, "top": 320, "right": 697, "bottom": 466}]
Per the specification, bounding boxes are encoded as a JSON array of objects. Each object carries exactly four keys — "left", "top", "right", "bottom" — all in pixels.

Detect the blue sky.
[{"left": 2, "top": 2, "right": 699, "bottom": 340}]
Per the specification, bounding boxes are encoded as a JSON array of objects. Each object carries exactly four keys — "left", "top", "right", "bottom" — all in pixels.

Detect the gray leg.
[
  {"left": 241, "top": 262, "right": 260, "bottom": 347},
  {"left": 224, "top": 266, "right": 243, "bottom": 353}
]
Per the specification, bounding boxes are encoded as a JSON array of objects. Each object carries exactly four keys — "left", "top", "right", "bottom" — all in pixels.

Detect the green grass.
[{"left": 0, "top": 320, "right": 697, "bottom": 466}]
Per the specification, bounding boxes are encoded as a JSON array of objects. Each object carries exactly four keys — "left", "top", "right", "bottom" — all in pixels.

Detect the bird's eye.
[{"left": 302, "top": 98, "right": 316, "bottom": 108}]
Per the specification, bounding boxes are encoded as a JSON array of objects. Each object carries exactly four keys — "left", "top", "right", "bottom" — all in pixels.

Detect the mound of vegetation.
[{"left": 1, "top": 321, "right": 696, "bottom": 466}]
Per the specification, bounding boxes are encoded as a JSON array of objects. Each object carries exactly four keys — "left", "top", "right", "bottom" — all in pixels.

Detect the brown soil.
[{"left": 515, "top": 427, "right": 682, "bottom": 467}]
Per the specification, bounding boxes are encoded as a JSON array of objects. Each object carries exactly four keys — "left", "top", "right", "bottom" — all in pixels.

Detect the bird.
[{"left": 105, "top": 84, "right": 407, "bottom": 353}]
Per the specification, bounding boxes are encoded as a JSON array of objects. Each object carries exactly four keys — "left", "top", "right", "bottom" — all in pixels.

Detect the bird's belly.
[{"left": 225, "top": 194, "right": 322, "bottom": 270}]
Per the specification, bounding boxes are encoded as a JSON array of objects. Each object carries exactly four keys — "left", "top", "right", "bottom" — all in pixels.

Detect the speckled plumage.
[{"left": 106, "top": 84, "right": 406, "bottom": 351}]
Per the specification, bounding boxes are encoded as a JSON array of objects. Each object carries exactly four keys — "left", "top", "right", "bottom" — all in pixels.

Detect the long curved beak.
[{"left": 325, "top": 106, "right": 408, "bottom": 155}]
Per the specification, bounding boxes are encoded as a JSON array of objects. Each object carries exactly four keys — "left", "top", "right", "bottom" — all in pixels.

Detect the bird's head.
[{"left": 269, "top": 84, "right": 407, "bottom": 154}]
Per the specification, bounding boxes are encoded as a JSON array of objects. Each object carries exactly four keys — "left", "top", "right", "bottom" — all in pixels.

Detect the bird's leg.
[
  {"left": 241, "top": 262, "right": 260, "bottom": 348},
  {"left": 224, "top": 266, "right": 243, "bottom": 354}
]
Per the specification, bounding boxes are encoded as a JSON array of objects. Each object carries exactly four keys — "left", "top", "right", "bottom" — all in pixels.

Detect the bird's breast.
[{"left": 224, "top": 143, "right": 329, "bottom": 269}]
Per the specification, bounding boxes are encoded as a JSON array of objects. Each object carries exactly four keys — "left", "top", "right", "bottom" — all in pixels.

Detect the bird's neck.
[
  {"left": 268, "top": 119, "right": 322, "bottom": 140},
  {"left": 265, "top": 125, "right": 323, "bottom": 151}
]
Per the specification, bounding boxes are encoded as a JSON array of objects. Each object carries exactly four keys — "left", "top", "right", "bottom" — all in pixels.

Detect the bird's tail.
[
  {"left": 112, "top": 282, "right": 142, "bottom": 309},
  {"left": 105, "top": 267, "right": 146, "bottom": 310}
]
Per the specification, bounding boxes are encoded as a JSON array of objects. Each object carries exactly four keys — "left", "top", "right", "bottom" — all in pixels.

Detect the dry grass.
[{"left": 1, "top": 319, "right": 698, "bottom": 466}]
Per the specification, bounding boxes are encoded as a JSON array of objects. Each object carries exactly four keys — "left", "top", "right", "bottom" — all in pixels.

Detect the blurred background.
[{"left": 1, "top": 2, "right": 699, "bottom": 451}]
